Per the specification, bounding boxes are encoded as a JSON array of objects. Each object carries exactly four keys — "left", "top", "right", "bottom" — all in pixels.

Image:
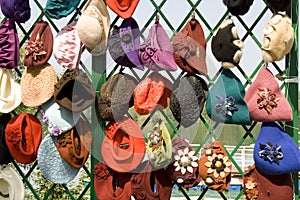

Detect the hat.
[
  {"left": 206, "top": 69, "right": 251, "bottom": 125},
  {"left": 40, "top": 97, "right": 81, "bottom": 136},
  {"left": 37, "top": 134, "right": 79, "bottom": 184},
  {"left": 166, "top": 136, "right": 200, "bottom": 188},
  {"left": 139, "top": 22, "right": 177, "bottom": 72},
  {"left": 244, "top": 66, "right": 292, "bottom": 122},
  {"left": 173, "top": 19, "right": 207, "bottom": 75},
  {"left": 53, "top": 21, "right": 82, "bottom": 69},
  {"left": 0, "top": 19, "right": 20, "bottom": 69},
  {"left": 266, "top": 0, "right": 291, "bottom": 12},
  {"left": 262, "top": 14, "right": 294, "bottom": 63},
  {"left": 94, "top": 162, "right": 132, "bottom": 200},
  {"left": 134, "top": 72, "right": 173, "bottom": 115},
  {"left": 199, "top": 140, "right": 232, "bottom": 192},
  {"left": 45, "top": 0, "right": 81, "bottom": 20},
  {"left": 98, "top": 73, "right": 137, "bottom": 121},
  {"left": 0, "top": 165, "right": 24, "bottom": 200},
  {"left": 243, "top": 165, "right": 293, "bottom": 200},
  {"left": 253, "top": 122, "right": 300, "bottom": 175},
  {"left": 5, "top": 113, "right": 42, "bottom": 164},
  {"left": 21, "top": 64, "right": 57, "bottom": 107},
  {"left": 101, "top": 117, "right": 146, "bottom": 172},
  {"left": 211, "top": 19, "right": 244, "bottom": 68},
  {"left": 0, "top": 68, "right": 22, "bottom": 114},
  {"left": 24, "top": 20, "right": 53, "bottom": 67},
  {"left": 76, "top": 0, "right": 110, "bottom": 56},
  {"left": 0, "top": 114, "right": 13, "bottom": 164},
  {"left": 106, "top": 0, "right": 139, "bottom": 19},
  {"left": 54, "top": 68, "right": 95, "bottom": 112},
  {"left": 223, "top": 0, "right": 254, "bottom": 16},
  {"left": 0, "top": 0, "right": 30, "bottom": 23},
  {"left": 170, "top": 74, "right": 208, "bottom": 127}
]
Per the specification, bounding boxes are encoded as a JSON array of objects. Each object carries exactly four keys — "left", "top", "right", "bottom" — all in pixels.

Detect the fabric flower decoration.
[
  {"left": 94, "top": 162, "right": 110, "bottom": 180},
  {"left": 174, "top": 147, "right": 198, "bottom": 175},
  {"left": 215, "top": 95, "right": 238, "bottom": 117},
  {"left": 25, "top": 33, "right": 47, "bottom": 61},
  {"left": 259, "top": 142, "right": 283, "bottom": 164},
  {"left": 257, "top": 87, "right": 279, "bottom": 115},
  {"left": 244, "top": 177, "right": 259, "bottom": 199},
  {"left": 205, "top": 153, "right": 232, "bottom": 178}
]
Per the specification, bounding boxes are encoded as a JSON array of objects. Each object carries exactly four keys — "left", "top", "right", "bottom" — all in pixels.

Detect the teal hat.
[
  {"left": 45, "top": 0, "right": 81, "bottom": 19},
  {"left": 206, "top": 69, "right": 251, "bottom": 125}
]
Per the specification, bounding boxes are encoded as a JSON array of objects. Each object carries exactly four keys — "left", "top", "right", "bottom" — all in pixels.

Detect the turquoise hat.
[{"left": 45, "top": 0, "right": 81, "bottom": 19}]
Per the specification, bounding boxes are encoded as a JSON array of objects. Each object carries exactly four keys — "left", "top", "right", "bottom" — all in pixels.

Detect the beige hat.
[
  {"left": 0, "top": 68, "right": 21, "bottom": 113},
  {"left": 76, "top": 0, "right": 110, "bottom": 56},
  {"left": 262, "top": 14, "right": 294, "bottom": 62}
]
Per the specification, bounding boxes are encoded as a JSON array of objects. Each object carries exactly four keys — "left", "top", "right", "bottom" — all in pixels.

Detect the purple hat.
[
  {"left": 0, "top": 20, "right": 20, "bottom": 69},
  {"left": 0, "top": 0, "right": 31, "bottom": 23}
]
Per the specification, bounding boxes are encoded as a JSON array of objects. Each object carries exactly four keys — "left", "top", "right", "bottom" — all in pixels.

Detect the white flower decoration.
[
  {"left": 205, "top": 153, "right": 231, "bottom": 178},
  {"left": 174, "top": 147, "right": 198, "bottom": 175}
]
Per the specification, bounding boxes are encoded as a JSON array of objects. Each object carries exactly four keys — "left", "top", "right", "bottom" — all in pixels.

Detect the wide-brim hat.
[
  {"left": 223, "top": 0, "right": 254, "bottom": 16},
  {"left": 0, "top": 0, "right": 30, "bottom": 23},
  {"left": 266, "top": 0, "right": 291, "bottom": 12},
  {"left": 45, "top": 0, "right": 81, "bottom": 20},
  {"left": 21, "top": 63, "right": 57, "bottom": 107},
  {"left": 37, "top": 135, "right": 79, "bottom": 184},
  {"left": 0, "top": 114, "right": 13, "bottom": 164},
  {"left": 106, "top": 0, "right": 139, "bottom": 19}
]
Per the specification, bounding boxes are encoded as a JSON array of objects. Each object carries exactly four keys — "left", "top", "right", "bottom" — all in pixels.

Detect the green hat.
[{"left": 206, "top": 69, "right": 251, "bottom": 125}]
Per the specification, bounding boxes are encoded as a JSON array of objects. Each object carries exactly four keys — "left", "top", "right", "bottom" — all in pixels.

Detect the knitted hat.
[
  {"left": 173, "top": 19, "right": 207, "bottom": 75},
  {"left": 24, "top": 20, "right": 53, "bottom": 67},
  {"left": 262, "top": 14, "right": 294, "bottom": 63},
  {"left": 139, "top": 22, "right": 177, "bottom": 72},
  {"left": 77, "top": 0, "right": 110, "bottom": 56},
  {"left": 106, "top": 0, "right": 139, "bottom": 19},
  {"left": 244, "top": 66, "right": 292, "bottom": 122},
  {"left": 253, "top": 122, "right": 300, "bottom": 175},
  {"left": 170, "top": 74, "right": 208, "bottom": 127},
  {"left": 206, "top": 69, "right": 251, "bottom": 125},
  {"left": 54, "top": 69, "right": 95, "bottom": 112},
  {"left": 0, "top": 114, "right": 13, "bottom": 164},
  {"left": 101, "top": 117, "right": 146, "bottom": 172},
  {"left": 0, "top": 0, "right": 30, "bottom": 23},
  {"left": 134, "top": 72, "right": 173, "bottom": 115},
  {"left": 5, "top": 113, "right": 42, "bottom": 164},
  {"left": 243, "top": 165, "right": 293, "bottom": 200},
  {"left": 45, "top": 0, "right": 81, "bottom": 20},
  {"left": 21, "top": 64, "right": 57, "bottom": 107},
  {"left": 223, "top": 0, "right": 254, "bottom": 16},
  {"left": 199, "top": 140, "right": 232, "bottom": 192},
  {"left": 0, "top": 20, "right": 20, "bottom": 69},
  {"left": 53, "top": 21, "right": 82, "bottom": 69},
  {"left": 266, "top": 0, "right": 291, "bottom": 12},
  {"left": 98, "top": 73, "right": 137, "bottom": 122},
  {"left": 212, "top": 19, "right": 244, "bottom": 68}
]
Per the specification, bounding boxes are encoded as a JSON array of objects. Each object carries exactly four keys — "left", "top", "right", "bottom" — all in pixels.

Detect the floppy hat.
[
  {"left": 173, "top": 19, "right": 207, "bottom": 75},
  {"left": 243, "top": 164, "right": 293, "bottom": 200},
  {"left": 266, "top": 0, "right": 291, "bottom": 12},
  {"left": 0, "top": 0, "right": 30, "bottom": 23},
  {"left": 262, "top": 14, "right": 294, "bottom": 63},
  {"left": 37, "top": 134, "right": 79, "bottom": 184},
  {"left": 77, "top": 0, "right": 110, "bottom": 56},
  {"left": 170, "top": 74, "right": 208, "bottom": 127},
  {"left": 45, "top": 0, "right": 81, "bottom": 20},
  {"left": 206, "top": 69, "right": 251, "bottom": 125},
  {"left": 0, "top": 165, "right": 24, "bottom": 200},
  {"left": 106, "top": 0, "right": 139, "bottom": 19},
  {"left": 0, "top": 114, "right": 13, "bottom": 164},
  {"left": 101, "top": 117, "right": 146, "bottom": 172},
  {"left": 244, "top": 66, "right": 292, "bottom": 122},
  {"left": 53, "top": 21, "right": 82, "bottom": 69},
  {"left": 21, "top": 63, "right": 57, "bottom": 107},
  {"left": 139, "top": 22, "right": 177, "bottom": 72},
  {"left": 0, "top": 19, "right": 20, "bottom": 69},
  {"left": 223, "top": 0, "right": 254, "bottom": 16},
  {"left": 253, "top": 122, "right": 300, "bottom": 175},
  {"left": 54, "top": 68, "right": 95, "bottom": 112}
]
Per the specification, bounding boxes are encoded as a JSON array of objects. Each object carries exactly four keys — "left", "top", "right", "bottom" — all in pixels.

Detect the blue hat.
[{"left": 45, "top": 0, "right": 81, "bottom": 19}]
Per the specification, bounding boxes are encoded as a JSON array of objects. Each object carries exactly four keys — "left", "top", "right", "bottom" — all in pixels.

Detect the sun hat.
[
  {"left": 101, "top": 117, "right": 146, "bottom": 173},
  {"left": 199, "top": 140, "right": 232, "bottom": 192},
  {"left": 21, "top": 63, "right": 57, "bottom": 108},
  {"left": 244, "top": 66, "right": 292, "bottom": 122},
  {"left": 266, "top": 0, "right": 291, "bottom": 12},
  {"left": 45, "top": 0, "right": 81, "bottom": 20},
  {"left": 206, "top": 69, "right": 251, "bottom": 125},
  {"left": 53, "top": 21, "right": 82, "bottom": 69},
  {"left": 37, "top": 134, "right": 79, "bottom": 184},
  {"left": 212, "top": 19, "right": 243, "bottom": 68},
  {"left": 5, "top": 113, "right": 42, "bottom": 164},
  {"left": 0, "top": 165, "right": 24, "bottom": 200},
  {"left": 262, "top": 14, "right": 294, "bottom": 63},
  {"left": 170, "top": 74, "right": 208, "bottom": 127},
  {"left": 139, "top": 22, "right": 177, "bottom": 72},
  {"left": 54, "top": 68, "right": 95, "bottom": 112},
  {"left": 76, "top": 0, "right": 110, "bottom": 56},
  {"left": 253, "top": 122, "right": 300, "bottom": 175},
  {"left": 0, "top": 0, "right": 30, "bottom": 23},
  {"left": 0, "top": 68, "right": 22, "bottom": 114},
  {"left": 98, "top": 73, "right": 137, "bottom": 122},
  {"left": 106, "top": 0, "right": 139, "bottom": 19},
  {"left": 134, "top": 72, "right": 173, "bottom": 115},
  {"left": 243, "top": 164, "right": 293, "bottom": 200},
  {"left": 173, "top": 19, "right": 207, "bottom": 75},
  {"left": 0, "top": 114, "right": 13, "bottom": 164},
  {"left": 223, "top": 0, "right": 254, "bottom": 16},
  {"left": 0, "top": 19, "right": 20, "bottom": 69}
]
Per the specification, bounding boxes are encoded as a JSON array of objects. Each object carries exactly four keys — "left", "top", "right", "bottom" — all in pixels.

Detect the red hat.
[
  {"left": 5, "top": 113, "right": 42, "bottom": 164},
  {"left": 106, "top": 0, "right": 140, "bottom": 19}
]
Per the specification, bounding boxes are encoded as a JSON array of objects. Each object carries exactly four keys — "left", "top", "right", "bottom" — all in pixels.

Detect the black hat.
[
  {"left": 223, "top": 0, "right": 254, "bottom": 16},
  {"left": 0, "top": 114, "right": 13, "bottom": 164},
  {"left": 266, "top": 0, "right": 291, "bottom": 12}
]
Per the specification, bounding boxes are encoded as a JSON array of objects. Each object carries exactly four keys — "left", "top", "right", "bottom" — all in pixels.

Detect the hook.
[
  {"left": 155, "top": 14, "right": 160, "bottom": 23},
  {"left": 191, "top": 10, "right": 195, "bottom": 19}
]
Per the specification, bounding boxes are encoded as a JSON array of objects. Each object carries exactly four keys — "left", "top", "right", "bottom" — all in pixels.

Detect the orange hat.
[{"left": 106, "top": 0, "right": 140, "bottom": 19}]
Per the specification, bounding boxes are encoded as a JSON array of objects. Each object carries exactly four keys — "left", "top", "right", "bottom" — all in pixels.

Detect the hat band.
[{"left": 111, "top": 132, "right": 134, "bottom": 163}]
